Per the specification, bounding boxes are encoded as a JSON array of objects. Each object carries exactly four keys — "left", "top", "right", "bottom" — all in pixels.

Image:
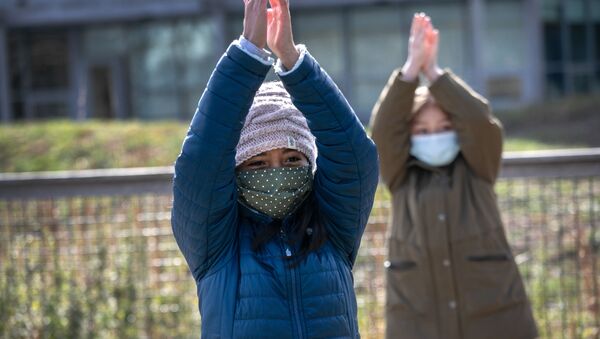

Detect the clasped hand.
[
  {"left": 402, "top": 13, "right": 443, "bottom": 82},
  {"left": 242, "top": 0, "right": 300, "bottom": 71}
]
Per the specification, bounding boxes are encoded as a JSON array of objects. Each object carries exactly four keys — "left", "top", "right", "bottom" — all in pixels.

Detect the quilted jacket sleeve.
[
  {"left": 171, "top": 44, "right": 271, "bottom": 282},
  {"left": 279, "top": 51, "right": 379, "bottom": 267}
]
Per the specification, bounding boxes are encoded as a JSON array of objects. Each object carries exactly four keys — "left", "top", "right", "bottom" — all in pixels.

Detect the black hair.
[{"left": 251, "top": 192, "right": 327, "bottom": 267}]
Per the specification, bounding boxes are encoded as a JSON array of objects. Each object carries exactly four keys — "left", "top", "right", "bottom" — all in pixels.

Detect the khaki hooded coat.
[{"left": 370, "top": 69, "right": 538, "bottom": 339}]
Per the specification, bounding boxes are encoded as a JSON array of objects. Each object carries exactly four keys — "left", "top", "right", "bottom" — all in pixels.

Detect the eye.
[
  {"left": 440, "top": 123, "right": 453, "bottom": 132},
  {"left": 284, "top": 157, "right": 302, "bottom": 167},
  {"left": 414, "top": 128, "right": 428, "bottom": 135},
  {"left": 283, "top": 152, "right": 306, "bottom": 167},
  {"left": 246, "top": 160, "right": 266, "bottom": 169}
]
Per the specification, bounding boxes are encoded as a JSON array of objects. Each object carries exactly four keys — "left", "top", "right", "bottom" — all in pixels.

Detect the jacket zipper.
[{"left": 280, "top": 228, "right": 304, "bottom": 339}]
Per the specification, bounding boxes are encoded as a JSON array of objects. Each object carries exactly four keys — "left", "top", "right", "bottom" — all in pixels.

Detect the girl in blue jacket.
[{"left": 171, "top": 0, "right": 379, "bottom": 338}]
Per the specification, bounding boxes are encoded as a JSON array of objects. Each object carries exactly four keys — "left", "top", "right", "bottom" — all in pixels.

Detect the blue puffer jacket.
[{"left": 171, "top": 43, "right": 379, "bottom": 339}]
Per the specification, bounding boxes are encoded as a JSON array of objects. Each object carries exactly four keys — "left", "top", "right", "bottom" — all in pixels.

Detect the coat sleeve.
[
  {"left": 429, "top": 70, "right": 504, "bottom": 183},
  {"left": 279, "top": 51, "right": 379, "bottom": 267},
  {"left": 171, "top": 44, "right": 271, "bottom": 281},
  {"left": 370, "top": 69, "right": 419, "bottom": 192}
]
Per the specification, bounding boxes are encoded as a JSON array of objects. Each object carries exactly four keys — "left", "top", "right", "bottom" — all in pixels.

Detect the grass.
[
  {"left": 0, "top": 120, "right": 187, "bottom": 173},
  {"left": 498, "top": 91, "right": 600, "bottom": 147},
  {"left": 0, "top": 120, "right": 590, "bottom": 173},
  {"left": 503, "top": 138, "right": 585, "bottom": 152},
  {"left": 0, "top": 90, "right": 598, "bottom": 173}
]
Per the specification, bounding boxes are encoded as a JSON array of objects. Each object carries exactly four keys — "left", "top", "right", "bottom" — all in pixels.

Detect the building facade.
[{"left": 0, "top": 0, "right": 598, "bottom": 123}]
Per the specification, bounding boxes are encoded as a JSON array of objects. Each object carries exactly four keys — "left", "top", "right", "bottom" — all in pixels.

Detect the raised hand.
[
  {"left": 401, "top": 13, "right": 430, "bottom": 81},
  {"left": 422, "top": 18, "right": 443, "bottom": 82},
  {"left": 243, "top": 0, "right": 268, "bottom": 49},
  {"left": 267, "top": 0, "right": 300, "bottom": 70}
]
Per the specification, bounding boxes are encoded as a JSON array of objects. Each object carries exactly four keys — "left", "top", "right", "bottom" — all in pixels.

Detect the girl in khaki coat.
[{"left": 370, "top": 13, "right": 538, "bottom": 339}]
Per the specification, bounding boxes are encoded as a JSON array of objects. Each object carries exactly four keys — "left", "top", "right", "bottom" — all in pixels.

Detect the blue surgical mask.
[{"left": 410, "top": 131, "right": 460, "bottom": 167}]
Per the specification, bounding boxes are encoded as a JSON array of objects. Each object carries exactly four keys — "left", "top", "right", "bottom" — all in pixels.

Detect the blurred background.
[
  {"left": 0, "top": 0, "right": 599, "bottom": 338},
  {"left": 0, "top": 0, "right": 599, "bottom": 124}
]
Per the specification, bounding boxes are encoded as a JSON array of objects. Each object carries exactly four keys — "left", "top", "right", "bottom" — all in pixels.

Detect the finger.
[
  {"left": 423, "top": 22, "right": 432, "bottom": 38},
  {"left": 268, "top": 0, "right": 281, "bottom": 21},
  {"left": 430, "top": 21, "right": 437, "bottom": 34},
  {"left": 281, "top": 2, "right": 292, "bottom": 21},
  {"left": 274, "top": 0, "right": 292, "bottom": 26},
  {"left": 415, "top": 19, "right": 426, "bottom": 40},
  {"left": 410, "top": 14, "right": 419, "bottom": 36},
  {"left": 273, "top": 0, "right": 290, "bottom": 17},
  {"left": 412, "top": 15, "right": 421, "bottom": 32},
  {"left": 416, "top": 15, "right": 427, "bottom": 36},
  {"left": 267, "top": 8, "right": 275, "bottom": 23},
  {"left": 420, "top": 15, "right": 428, "bottom": 29},
  {"left": 260, "top": 0, "right": 268, "bottom": 11},
  {"left": 432, "top": 29, "right": 439, "bottom": 46},
  {"left": 412, "top": 14, "right": 423, "bottom": 37}
]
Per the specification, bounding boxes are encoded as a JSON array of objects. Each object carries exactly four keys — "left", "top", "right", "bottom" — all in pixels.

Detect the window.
[
  {"left": 484, "top": 1, "right": 525, "bottom": 72},
  {"left": 349, "top": 6, "right": 404, "bottom": 120},
  {"left": 84, "top": 19, "right": 217, "bottom": 120},
  {"left": 30, "top": 32, "right": 69, "bottom": 90},
  {"left": 8, "top": 29, "right": 70, "bottom": 120},
  {"left": 542, "top": 0, "right": 599, "bottom": 97},
  {"left": 294, "top": 12, "right": 345, "bottom": 85},
  {"left": 484, "top": 1, "right": 525, "bottom": 103}
]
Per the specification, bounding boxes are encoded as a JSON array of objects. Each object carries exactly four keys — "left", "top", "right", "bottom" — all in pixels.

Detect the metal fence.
[{"left": 1, "top": 149, "right": 599, "bottom": 339}]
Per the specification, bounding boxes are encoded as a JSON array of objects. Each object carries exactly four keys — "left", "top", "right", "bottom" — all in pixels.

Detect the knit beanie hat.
[{"left": 235, "top": 81, "right": 317, "bottom": 169}]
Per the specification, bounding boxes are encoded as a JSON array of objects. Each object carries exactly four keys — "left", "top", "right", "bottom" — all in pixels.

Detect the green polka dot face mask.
[{"left": 236, "top": 166, "right": 313, "bottom": 220}]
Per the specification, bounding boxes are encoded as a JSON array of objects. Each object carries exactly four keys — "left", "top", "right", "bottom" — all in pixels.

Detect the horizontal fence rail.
[
  {"left": 0, "top": 148, "right": 599, "bottom": 339},
  {"left": 2, "top": 148, "right": 599, "bottom": 200}
]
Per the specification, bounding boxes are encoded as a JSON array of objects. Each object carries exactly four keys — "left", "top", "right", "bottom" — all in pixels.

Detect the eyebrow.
[{"left": 283, "top": 149, "right": 300, "bottom": 154}]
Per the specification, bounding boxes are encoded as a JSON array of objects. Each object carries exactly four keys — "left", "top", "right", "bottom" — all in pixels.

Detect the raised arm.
[
  {"left": 267, "top": 0, "right": 378, "bottom": 266},
  {"left": 370, "top": 14, "right": 427, "bottom": 191},
  {"left": 171, "top": 1, "right": 271, "bottom": 282},
  {"left": 370, "top": 71, "right": 417, "bottom": 191},
  {"left": 419, "top": 15, "right": 503, "bottom": 183},
  {"left": 282, "top": 52, "right": 379, "bottom": 266},
  {"left": 372, "top": 13, "right": 503, "bottom": 187},
  {"left": 429, "top": 71, "right": 503, "bottom": 183}
]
